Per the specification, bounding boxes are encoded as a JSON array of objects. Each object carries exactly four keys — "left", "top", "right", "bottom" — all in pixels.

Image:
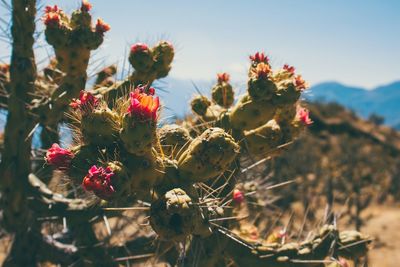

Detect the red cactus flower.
[
  {"left": 233, "top": 189, "right": 245, "bottom": 204},
  {"left": 217, "top": 73, "right": 230, "bottom": 83},
  {"left": 253, "top": 62, "right": 271, "bottom": 79},
  {"left": 250, "top": 52, "right": 269, "bottom": 63},
  {"left": 95, "top": 18, "right": 111, "bottom": 34},
  {"left": 82, "top": 165, "right": 115, "bottom": 199},
  {"left": 127, "top": 88, "right": 159, "bottom": 121},
  {"left": 297, "top": 107, "right": 313, "bottom": 126},
  {"left": 45, "top": 143, "right": 74, "bottom": 169},
  {"left": 283, "top": 64, "right": 295, "bottom": 74},
  {"left": 81, "top": 0, "right": 92, "bottom": 12},
  {"left": 130, "top": 43, "right": 149, "bottom": 54},
  {"left": 294, "top": 75, "right": 308, "bottom": 91},
  {"left": 43, "top": 13, "right": 60, "bottom": 26},
  {"left": 70, "top": 90, "right": 99, "bottom": 114},
  {"left": 44, "top": 5, "right": 59, "bottom": 13}
]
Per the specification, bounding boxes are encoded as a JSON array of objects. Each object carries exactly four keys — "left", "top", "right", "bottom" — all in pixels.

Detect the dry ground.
[{"left": 0, "top": 204, "right": 399, "bottom": 266}]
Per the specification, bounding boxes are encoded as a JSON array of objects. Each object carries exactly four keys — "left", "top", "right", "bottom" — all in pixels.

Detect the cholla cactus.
[{"left": 0, "top": 1, "right": 370, "bottom": 265}]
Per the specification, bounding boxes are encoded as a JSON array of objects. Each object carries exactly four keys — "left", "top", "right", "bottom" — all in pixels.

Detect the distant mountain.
[
  {"left": 151, "top": 78, "right": 400, "bottom": 129},
  {"left": 305, "top": 81, "right": 400, "bottom": 129}
]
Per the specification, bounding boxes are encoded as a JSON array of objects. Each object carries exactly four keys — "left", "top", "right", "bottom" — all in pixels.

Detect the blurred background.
[{"left": 1, "top": 1, "right": 400, "bottom": 266}]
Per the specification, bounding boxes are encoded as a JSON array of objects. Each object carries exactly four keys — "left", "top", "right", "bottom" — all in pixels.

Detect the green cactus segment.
[
  {"left": 247, "top": 62, "right": 277, "bottom": 100},
  {"left": 178, "top": 128, "right": 239, "bottom": 182},
  {"left": 150, "top": 188, "right": 201, "bottom": 241},
  {"left": 229, "top": 94, "right": 277, "bottom": 130},
  {"left": 81, "top": 107, "right": 120, "bottom": 146},
  {"left": 190, "top": 95, "right": 211, "bottom": 116},
  {"left": 211, "top": 82, "right": 234, "bottom": 108},
  {"left": 124, "top": 151, "right": 164, "bottom": 195},
  {"left": 37, "top": 3, "right": 109, "bottom": 126},
  {"left": 94, "top": 64, "right": 117, "bottom": 87},
  {"left": 152, "top": 41, "right": 174, "bottom": 78},
  {"left": 69, "top": 144, "right": 100, "bottom": 184},
  {"left": 158, "top": 124, "right": 192, "bottom": 158},
  {"left": 104, "top": 161, "right": 129, "bottom": 197},
  {"left": 244, "top": 119, "right": 283, "bottom": 156},
  {"left": 129, "top": 41, "right": 174, "bottom": 84},
  {"left": 128, "top": 43, "right": 154, "bottom": 73},
  {"left": 119, "top": 114, "right": 156, "bottom": 155}
]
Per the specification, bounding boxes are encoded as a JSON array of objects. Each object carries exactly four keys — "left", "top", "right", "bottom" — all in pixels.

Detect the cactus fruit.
[
  {"left": 158, "top": 124, "right": 192, "bottom": 158},
  {"left": 150, "top": 188, "right": 202, "bottom": 241},
  {"left": 177, "top": 127, "right": 240, "bottom": 182},
  {"left": 211, "top": 73, "right": 235, "bottom": 108}
]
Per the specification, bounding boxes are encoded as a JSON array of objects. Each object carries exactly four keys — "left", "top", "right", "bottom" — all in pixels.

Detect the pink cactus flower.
[
  {"left": 43, "top": 12, "right": 60, "bottom": 27},
  {"left": 297, "top": 107, "right": 313, "bottom": 126},
  {"left": 233, "top": 189, "right": 245, "bottom": 204},
  {"left": 82, "top": 165, "right": 115, "bottom": 199},
  {"left": 95, "top": 19, "right": 111, "bottom": 34},
  {"left": 127, "top": 88, "right": 160, "bottom": 121},
  {"left": 44, "top": 5, "right": 59, "bottom": 13},
  {"left": 250, "top": 52, "right": 269, "bottom": 63},
  {"left": 217, "top": 73, "right": 230, "bottom": 83},
  {"left": 70, "top": 91, "right": 99, "bottom": 114},
  {"left": 283, "top": 64, "right": 295, "bottom": 74},
  {"left": 45, "top": 143, "right": 74, "bottom": 169},
  {"left": 130, "top": 43, "right": 150, "bottom": 54}
]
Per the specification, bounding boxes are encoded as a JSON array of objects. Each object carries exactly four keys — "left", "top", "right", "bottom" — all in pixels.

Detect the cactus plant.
[{"left": 0, "top": 1, "right": 371, "bottom": 266}]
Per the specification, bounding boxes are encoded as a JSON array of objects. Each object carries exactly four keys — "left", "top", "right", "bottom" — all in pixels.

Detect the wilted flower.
[{"left": 45, "top": 143, "right": 74, "bottom": 169}]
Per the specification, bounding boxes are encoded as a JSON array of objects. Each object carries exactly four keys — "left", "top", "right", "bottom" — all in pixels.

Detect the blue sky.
[{"left": 1, "top": 0, "right": 400, "bottom": 89}]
